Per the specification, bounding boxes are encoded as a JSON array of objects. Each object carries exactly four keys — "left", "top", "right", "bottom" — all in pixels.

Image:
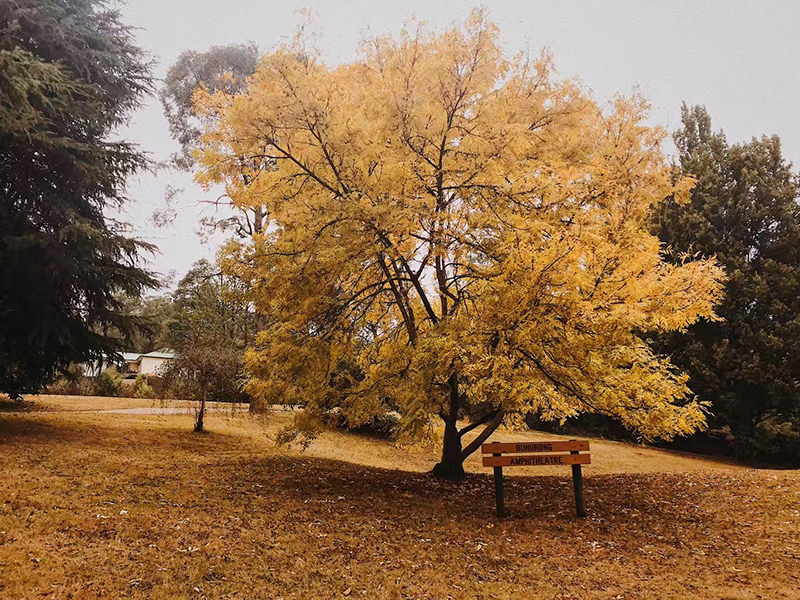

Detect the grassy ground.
[
  {"left": 1, "top": 396, "right": 798, "bottom": 599},
  {"left": 1, "top": 394, "right": 247, "bottom": 414}
]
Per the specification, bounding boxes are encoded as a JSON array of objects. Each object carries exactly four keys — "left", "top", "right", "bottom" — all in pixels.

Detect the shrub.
[
  {"left": 132, "top": 375, "right": 155, "bottom": 399},
  {"left": 44, "top": 364, "right": 94, "bottom": 396},
  {"left": 735, "top": 420, "right": 800, "bottom": 467},
  {"left": 92, "top": 367, "right": 124, "bottom": 397},
  {"left": 326, "top": 410, "right": 400, "bottom": 440}
]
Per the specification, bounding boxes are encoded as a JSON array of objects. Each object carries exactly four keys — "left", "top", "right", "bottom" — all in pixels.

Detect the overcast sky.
[{"left": 115, "top": 0, "right": 800, "bottom": 284}]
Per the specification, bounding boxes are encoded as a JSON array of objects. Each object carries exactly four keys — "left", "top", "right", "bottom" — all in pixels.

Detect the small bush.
[
  {"left": 92, "top": 367, "right": 124, "bottom": 397},
  {"left": 132, "top": 375, "right": 155, "bottom": 399},
  {"left": 44, "top": 364, "right": 94, "bottom": 396},
  {"left": 741, "top": 420, "right": 800, "bottom": 467},
  {"left": 525, "top": 412, "right": 634, "bottom": 441},
  {"left": 316, "top": 409, "right": 400, "bottom": 440}
]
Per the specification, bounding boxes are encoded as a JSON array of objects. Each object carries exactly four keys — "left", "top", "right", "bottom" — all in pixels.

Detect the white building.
[
  {"left": 122, "top": 351, "right": 175, "bottom": 378},
  {"left": 79, "top": 351, "right": 176, "bottom": 379}
]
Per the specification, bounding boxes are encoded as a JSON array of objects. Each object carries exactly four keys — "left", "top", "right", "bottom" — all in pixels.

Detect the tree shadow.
[
  {"left": 228, "top": 452, "right": 718, "bottom": 535},
  {"left": 0, "top": 397, "right": 36, "bottom": 412}
]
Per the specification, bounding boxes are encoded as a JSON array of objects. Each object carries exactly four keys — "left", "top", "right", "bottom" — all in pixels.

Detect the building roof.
[
  {"left": 120, "top": 351, "right": 176, "bottom": 363},
  {"left": 141, "top": 351, "right": 175, "bottom": 359}
]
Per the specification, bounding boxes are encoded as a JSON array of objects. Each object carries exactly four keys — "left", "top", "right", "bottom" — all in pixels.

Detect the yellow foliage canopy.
[{"left": 196, "top": 12, "right": 724, "bottom": 454}]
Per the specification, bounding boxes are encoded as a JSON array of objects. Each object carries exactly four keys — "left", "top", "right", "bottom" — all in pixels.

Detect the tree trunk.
[
  {"left": 431, "top": 376, "right": 508, "bottom": 481},
  {"left": 433, "top": 414, "right": 466, "bottom": 480},
  {"left": 194, "top": 395, "right": 206, "bottom": 432},
  {"left": 253, "top": 205, "right": 264, "bottom": 234},
  {"left": 432, "top": 376, "right": 466, "bottom": 480}
]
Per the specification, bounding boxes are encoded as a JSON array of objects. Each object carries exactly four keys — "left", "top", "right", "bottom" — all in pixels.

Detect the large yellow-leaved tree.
[{"left": 196, "top": 13, "right": 724, "bottom": 479}]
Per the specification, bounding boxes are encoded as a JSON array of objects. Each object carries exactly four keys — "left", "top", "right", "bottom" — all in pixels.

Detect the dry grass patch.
[
  {"left": 0, "top": 400, "right": 798, "bottom": 599},
  {"left": 24, "top": 394, "right": 198, "bottom": 413}
]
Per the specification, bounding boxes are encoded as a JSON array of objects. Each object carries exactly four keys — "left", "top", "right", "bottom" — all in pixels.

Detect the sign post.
[
  {"left": 570, "top": 442, "right": 586, "bottom": 518},
  {"left": 492, "top": 442, "right": 507, "bottom": 518}
]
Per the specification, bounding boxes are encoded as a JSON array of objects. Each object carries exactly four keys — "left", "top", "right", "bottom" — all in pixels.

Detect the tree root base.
[{"left": 431, "top": 461, "right": 466, "bottom": 481}]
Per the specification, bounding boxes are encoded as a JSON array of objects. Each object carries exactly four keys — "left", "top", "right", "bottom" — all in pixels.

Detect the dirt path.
[{"left": 94, "top": 406, "right": 249, "bottom": 414}]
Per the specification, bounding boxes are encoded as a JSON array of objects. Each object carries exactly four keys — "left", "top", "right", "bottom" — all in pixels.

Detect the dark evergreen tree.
[
  {"left": 654, "top": 105, "right": 800, "bottom": 460},
  {"left": 0, "top": 0, "right": 157, "bottom": 398}
]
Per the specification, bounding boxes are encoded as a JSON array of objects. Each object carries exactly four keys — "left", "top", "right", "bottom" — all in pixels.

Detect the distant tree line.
[{"left": 120, "top": 259, "right": 255, "bottom": 359}]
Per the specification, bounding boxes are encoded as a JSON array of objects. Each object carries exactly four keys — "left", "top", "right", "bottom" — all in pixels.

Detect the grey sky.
[{"left": 116, "top": 0, "right": 800, "bottom": 283}]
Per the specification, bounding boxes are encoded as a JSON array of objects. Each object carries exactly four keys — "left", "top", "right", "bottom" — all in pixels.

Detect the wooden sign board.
[
  {"left": 484, "top": 439, "right": 590, "bottom": 518},
  {"left": 483, "top": 453, "right": 591, "bottom": 468},
  {"left": 481, "top": 441, "right": 589, "bottom": 455}
]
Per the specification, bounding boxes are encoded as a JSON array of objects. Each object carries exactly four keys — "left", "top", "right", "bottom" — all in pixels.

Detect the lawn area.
[{"left": 1, "top": 396, "right": 798, "bottom": 599}]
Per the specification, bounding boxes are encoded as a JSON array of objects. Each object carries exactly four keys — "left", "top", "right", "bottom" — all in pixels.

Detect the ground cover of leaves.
[{"left": 0, "top": 401, "right": 798, "bottom": 599}]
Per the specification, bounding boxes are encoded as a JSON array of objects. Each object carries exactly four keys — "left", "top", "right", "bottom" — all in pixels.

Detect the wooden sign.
[
  {"left": 481, "top": 441, "right": 589, "bottom": 454},
  {"left": 483, "top": 439, "right": 590, "bottom": 518},
  {"left": 483, "top": 453, "right": 591, "bottom": 468}
]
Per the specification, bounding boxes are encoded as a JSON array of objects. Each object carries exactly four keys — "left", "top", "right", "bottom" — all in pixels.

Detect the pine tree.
[
  {"left": 0, "top": 0, "right": 157, "bottom": 398},
  {"left": 654, "top": 105, "right": 800, "bottom": 459}
]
